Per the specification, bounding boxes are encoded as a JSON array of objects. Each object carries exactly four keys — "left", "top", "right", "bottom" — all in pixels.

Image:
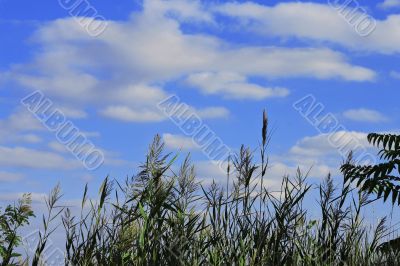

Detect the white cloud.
[
  {"left": 143, "top": 0, "right": 214, "bottom": 23},
  {"left": 390, "top": 71, "right": 400, "bottom": 79},
  {"left": 5, "top": 108, "right": 42, "bottom": 132},
  {"left": 4, "top": 0, "right": 375, "bottom": 123},
  {"left": 100, "top": 106, "right": 166, "bottom": 122},
  {"left": 58, "top": 106, "right": 88, "bottom": 119},
  {"left": 81, "top": 131, "right": 101, "bottom": 138},
  {"left": 193, "top": 160, "right": 228, "bottom": 185},
  {"left": 194, "top": 162, "right": 280, "bottom": 191},
  {"left": 343, "top": 108, "right": 389, "bottom": 123},
  {"left": 215, "top": 2, "right": 400, "bottom": 54},
  {"left": 195, "top": 107, "right": 230, "bottom": 119},
  {"left": 81, "top": 174, "right": 95, "bottom": 183},
  {"left": 0, "top": 192, "right": 47, "bottom": 203},
  {"left": 190, "top": 131, "right": 374, "bottom": 189},
  {"left": 289, "top": 131, "right": 371, "bottom": 158},
  {"left": 174, "top": 129, "right": 389, "bottom": 192},
  {"left": 0, "top": 109, "right": 44, "bottom": 144},
  {"left": 216, "top": 47, "right": 374, "bottom": 81},
  {"left": 378, "top": 0, "right": 400, "bottom": 9},
  {"left": 280, "top": 131, "right": 378, "bottom": 178},
  {"left": 48, "top": 141, "right": 68, "bottom": 153},
  {"left": 163, "top": 133, "right": 200, "bottom": 150},
  {"left": 15, "top": 134, "right": 42, "bottom": 143},
  {"left": 100, "top": 102, "right": 230, "bottom": 122},
  {"left": 47, "top": 140, "right": 127, "bottom": 168},
  {"left": 0, "top": 171, "right": 24, "bottom": 182},
  {"left": 186, "top": 72, "right": 289, "bottom": 99},
  {"left": 255, "top": 130, "right": 382, "bottom": 182},
  {"left": 0, "top": 109, "right": 117, "bottom": 169},
  {"left": 15, "top": 71, "right": 98, "bottom": 103},
  {"left": 0, "top": 146, "right": 81, "bottom": 170},
  {"left": 270, "top": 161, "right": 334, "bottom": 180}
]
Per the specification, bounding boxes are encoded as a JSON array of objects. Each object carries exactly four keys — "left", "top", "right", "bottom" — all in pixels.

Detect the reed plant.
[{"left": 1, "top": 111, "right": 400, "bottom": 265}]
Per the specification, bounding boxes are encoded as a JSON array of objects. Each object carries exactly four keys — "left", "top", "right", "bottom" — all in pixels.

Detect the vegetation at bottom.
[{"left": 2, "top": 111, "right": 400, "bottom": 265}]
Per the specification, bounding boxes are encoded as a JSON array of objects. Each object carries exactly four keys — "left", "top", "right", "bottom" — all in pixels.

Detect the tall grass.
[{"left": 2, "top": 112, "right": 400, "bottom": 265}]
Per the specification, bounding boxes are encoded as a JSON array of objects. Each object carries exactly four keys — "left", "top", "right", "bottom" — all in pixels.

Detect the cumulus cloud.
[
  {"left": 277, "top": 130, "right": 379, "bottom": 179},
  {"left": 186, "top": 130, "right": 378, "bottom": 188},
  {"left": 3, "top": 108, "right": 42, "bottom": 132},
  {"left": 0, "top": 171, "right": 24, "bottom": 182},
  {"left": 235, "top": 130, "right": 384, "bottom": 183},
  {"left": 215, "top": 1, "right": 400, "bottom": 54},
  {"left": 0, "top": 192, "right": 47, "bottom": 203},
  {"left": 47, "top": 140, "right": 127, "bottom": 168},
  {"left": 100, "top": 106, "right": 166, "bottom": 122},
  {"left": 58, "top": 106, "right": 88, "bottom": 119},
  {"left": 267, "top": 162, "right": 333, "bottom": 182},
  {"left": 0, "top": 145, "right": 81, "bottom": 170},
  {"left": 192, "top": 159, "right": 327, "bottom": 192},
  {"left": 378, "top": 0, "right": 400, "bottom": 9},
  {"left": 100, "top": 104, "right": 229, "bottom": 122},
  {"left": 0, "top": 108, "right": 44, "bottom": 144},
  {"left": 163, "top": 133, "right": 200, "bottom": 150},
  {"left": 195, "top": 107, "right": 230, "bottom": 119},
  {"left": 192, "top": 160, "right": 228, "bottom": 185},
  {"left": 289, "top": 131, "right": 371, "bottom": 158},
  {"left": 343, "top": 108, "right": 389, "bottom": 123},
  {"left": 143, "top": 0, "right": 214, "bottom": 23},
  {"left": 3, "top": 0, "right": 375, "bottom": 125},
  {"left": 48, "top": 141, "right": 68, "bottom": 153},
  {"left": 390, "top": 71, "right": 400, "bottom": 79},
  {"left": 180, "top": 130, "right": 376, "bottom": 191},
  {"left": 186, "top": 72, "right": 289, "bottom": 99}
]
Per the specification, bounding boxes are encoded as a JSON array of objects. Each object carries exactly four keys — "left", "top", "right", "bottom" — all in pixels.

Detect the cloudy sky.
[{"left": 0, "top": 0, "right": 399, "bottom": 236}]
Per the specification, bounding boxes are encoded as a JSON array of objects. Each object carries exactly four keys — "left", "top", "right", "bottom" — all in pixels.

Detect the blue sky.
[{"left": 0, "top": 0, "right": 400, "bottom": 247}]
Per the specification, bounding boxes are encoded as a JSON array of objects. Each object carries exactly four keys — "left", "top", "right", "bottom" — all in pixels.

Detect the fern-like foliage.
[{"left": 341, "top": 133, "right": 400, "bottom": 205}]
